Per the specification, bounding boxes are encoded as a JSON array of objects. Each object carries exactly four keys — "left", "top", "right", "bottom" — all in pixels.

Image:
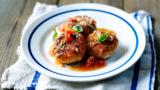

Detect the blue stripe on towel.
[
  {"left": 131, "top": 12, "right": 141, "bottom": 90},
  {"left": 147, "top": 15, "right": 155, "bottom": 90},
  {"left": 28, "top": 71, "right": 41, "bottom": 90},
  {"left": 131, "top": 12, "right": 155, "bottom": 90},
  {"left": 131, "top": 60, "right": 141, "bottom": 90}
]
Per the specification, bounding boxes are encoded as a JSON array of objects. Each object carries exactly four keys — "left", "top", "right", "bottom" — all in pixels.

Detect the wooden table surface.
[{"left": 0, "top": 0, "right": 160, "bottom": 89}]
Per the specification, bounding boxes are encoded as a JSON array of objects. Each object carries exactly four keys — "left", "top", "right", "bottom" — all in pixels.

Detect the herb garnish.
[
  {"left": 72, "top": 24, "right": 83, "bottom": 33},
  {"left": 52, "top": 28, "right": 58, "bottom": 39},
  {"left": 98, "top": 34, "right": 107, "bottom": 43}
]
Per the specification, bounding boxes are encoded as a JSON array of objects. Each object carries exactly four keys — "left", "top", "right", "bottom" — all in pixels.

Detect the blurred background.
[{"left": 0, "top": 0, "right": 160, "bottom": 89}]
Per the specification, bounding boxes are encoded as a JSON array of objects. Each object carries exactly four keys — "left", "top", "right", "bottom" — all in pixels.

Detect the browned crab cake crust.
[
  {"left": 66, "top": 15, "right": 96, "bottom": 37},
  {"left": 87, "top": 28, "right": 118, "bottom": 58},
  {"left": 49, "top": 34, "right": 86, "bottom": 64}
]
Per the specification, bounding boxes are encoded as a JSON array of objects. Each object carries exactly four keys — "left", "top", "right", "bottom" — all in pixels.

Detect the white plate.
[{"left": 21, "top": 3, "right": 146, "bottom": 82}]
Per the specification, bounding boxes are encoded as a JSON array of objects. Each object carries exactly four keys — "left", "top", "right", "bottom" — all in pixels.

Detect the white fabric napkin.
[{"left": 1, "top": 2, "right": 156, "bottom": 90}]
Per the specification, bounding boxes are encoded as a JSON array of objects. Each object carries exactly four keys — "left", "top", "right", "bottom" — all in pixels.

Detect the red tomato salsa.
[{"left": 69, "top": 56, "right": 106, "bottom": 71}]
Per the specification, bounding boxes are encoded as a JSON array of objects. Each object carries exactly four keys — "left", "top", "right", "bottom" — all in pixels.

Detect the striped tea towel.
[{"left": 1, "top": 2, "right": 156, "bottom": 90}]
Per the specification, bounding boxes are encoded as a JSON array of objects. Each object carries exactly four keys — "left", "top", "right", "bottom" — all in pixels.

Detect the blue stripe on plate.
[
  {"left": 147, "top": 15, "right": 156, "bottom": 90},
  {"left": 131, "top": 12, "right": 141, "bottom": 90},
  {"left": 28, "top": 71, "right": 41, "bottom": 90},
  {"left": 28, "top": 9, "right": 139, "bottom": 77}
]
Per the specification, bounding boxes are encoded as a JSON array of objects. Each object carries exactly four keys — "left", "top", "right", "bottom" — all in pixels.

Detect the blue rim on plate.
[{"left": 28, "top": 9, "right": 138, "bottom": 77}]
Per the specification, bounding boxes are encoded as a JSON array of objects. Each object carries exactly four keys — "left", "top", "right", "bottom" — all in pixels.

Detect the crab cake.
[
  {"left": 49, "top": 31, "right": 86, "bottom": 64},
  {"left": 87, "top": 28, "right": 118, "bottom": 58},
  {"left": 66, "top": 15, "right": 96, "bottom": 37}
]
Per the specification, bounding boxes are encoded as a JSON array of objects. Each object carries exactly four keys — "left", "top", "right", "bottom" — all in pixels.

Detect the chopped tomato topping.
[
  {"left": 67, "top": 18, "right": 77, "bottom": 23},
  {"left": 65, "top": 30, "right": 75, "bottom": 43}
]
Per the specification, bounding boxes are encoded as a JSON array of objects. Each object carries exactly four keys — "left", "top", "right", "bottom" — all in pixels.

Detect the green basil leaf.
[
  {"left": 52, "top": 28, "right": 58, "bottom": 39},
  {"left": 72, "top": 24, "right": 83, "bottom": 33},
  {"left": 98, "top": 34, "right": 107, "bottom": 43}
]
